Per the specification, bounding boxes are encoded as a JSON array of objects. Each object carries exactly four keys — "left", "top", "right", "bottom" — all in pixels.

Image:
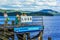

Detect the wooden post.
[
  {"left": 23, "top": 33, "right": 26, "bottom": 40},
  {"left": 38, "top": 31, "right": 43, "bottom": 40},
  {"left": 48, "top": 37, "right": 51, "bottom": 40},
  {"left": 26, "top": 33, "right": 30, "bottom": 40}
]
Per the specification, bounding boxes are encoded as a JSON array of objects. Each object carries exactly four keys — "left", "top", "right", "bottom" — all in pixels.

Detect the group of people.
[{"left": 3, "top": 11, "right": 27, "bottom": 26}]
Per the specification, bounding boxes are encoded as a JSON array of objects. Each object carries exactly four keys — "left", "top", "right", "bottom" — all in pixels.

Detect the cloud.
[
  {"left": 0, "top": 0, "right": 7, "bottom": 5},
  {"left": 0, "top": 0, "right": 60, "bottom": 11}
]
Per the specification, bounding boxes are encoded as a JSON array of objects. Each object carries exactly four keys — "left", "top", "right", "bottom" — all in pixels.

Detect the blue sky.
[{"left": 0, "top": 0, "right": 60, "bottom": 12}]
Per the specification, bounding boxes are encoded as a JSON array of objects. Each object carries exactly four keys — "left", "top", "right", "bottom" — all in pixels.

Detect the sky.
[{"left": 0, "top": 0, "right": 60, "bottom": 12}]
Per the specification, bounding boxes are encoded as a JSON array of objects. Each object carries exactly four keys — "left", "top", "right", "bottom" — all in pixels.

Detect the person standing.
[
  {"left": 4, "top": 11, "right": 9, "bottom": 26},
  {"left": 21, "top": 13, "right": 27, "bottom": 16},
  {"left": 15, "top": 13, "right": 20, "bottom": 26}
]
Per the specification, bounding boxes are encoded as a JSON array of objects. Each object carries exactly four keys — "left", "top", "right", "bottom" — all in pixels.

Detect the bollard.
[{"left": 12, "top": 20, "right": 14, "bottom": 26}]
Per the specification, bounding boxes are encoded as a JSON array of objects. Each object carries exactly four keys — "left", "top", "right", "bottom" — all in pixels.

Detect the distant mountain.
[
  {"left": 29, "top": 9, "right": 60, "bottom": 16},
  {"left": 40, "top": 9, "right": 60, "bottom": 16},
  {"left": 0, "top": 9, "right": 31, "bottom": 13},
  {"left": 0, "top": 9, "right": 60, "bottom": 16},
  {"left": 0, "top": 9, "right": 18, "bottom": 13},
  {"left": 0, "top": 9, "right": 31, "bottom": 16}
]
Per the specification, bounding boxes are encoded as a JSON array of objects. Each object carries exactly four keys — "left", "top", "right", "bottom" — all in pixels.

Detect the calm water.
[
  {"left": 0, "top": 16, "right": 60, "bottom": 40},
  {"left": 43, "top": 16, "right": 60, "bottom": 40}
]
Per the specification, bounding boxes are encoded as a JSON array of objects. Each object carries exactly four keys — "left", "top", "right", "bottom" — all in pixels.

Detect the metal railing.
[{"left": 0, "top": 16, "right": 43, "bottom": 28}]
